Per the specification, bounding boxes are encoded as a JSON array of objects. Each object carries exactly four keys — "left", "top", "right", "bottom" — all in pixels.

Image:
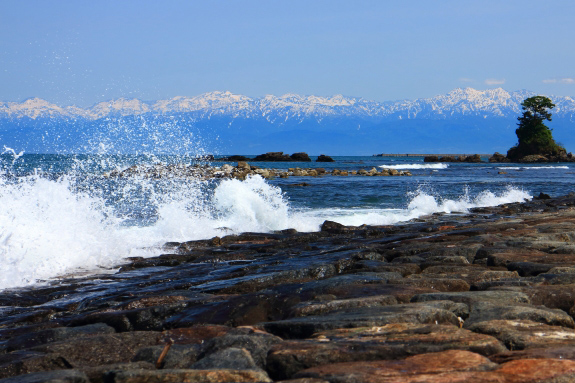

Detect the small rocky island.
[
  {"left": 217, "top": 152, "right": 335, "bottom": 163},
  {"left": 425, "top": 96, "right": 575, "bottom": 164},
  {"left": 4, "top": 195, "right": 575, "bottom": 381}
]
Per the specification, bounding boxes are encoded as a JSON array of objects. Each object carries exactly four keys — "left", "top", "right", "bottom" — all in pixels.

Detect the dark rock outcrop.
[{"left": 315, "top": 154, "right": 334, "bottom": 162}]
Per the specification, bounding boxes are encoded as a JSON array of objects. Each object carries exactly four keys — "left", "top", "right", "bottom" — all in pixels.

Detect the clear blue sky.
[{"left": 1, "top": 0, "right": 574, "bottom": 107}]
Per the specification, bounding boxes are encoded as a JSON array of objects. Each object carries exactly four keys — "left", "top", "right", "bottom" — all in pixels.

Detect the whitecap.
[{"left": 379, "top": 163, "right": 449, "bottom": 170}]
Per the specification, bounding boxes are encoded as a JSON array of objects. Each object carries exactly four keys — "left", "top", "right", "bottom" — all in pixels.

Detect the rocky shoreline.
[
  {"left": 6, "top": 195, "right": 575, "bottom": 381},
  {"left": 424, "top": 152, "right": 575, "bottom": 163},
  {"left": 105, "top": 161, "right": 412, "bottom": 180}
]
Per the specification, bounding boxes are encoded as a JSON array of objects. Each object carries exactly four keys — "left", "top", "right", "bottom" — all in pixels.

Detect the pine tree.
[{"left": 507, "top": 96, "right": 565, "bottom": 161}]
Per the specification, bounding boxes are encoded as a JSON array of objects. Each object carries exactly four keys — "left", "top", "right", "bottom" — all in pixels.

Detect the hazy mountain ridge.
[{"left": 2, "top": 88, "right": 575, "bottom": 121}]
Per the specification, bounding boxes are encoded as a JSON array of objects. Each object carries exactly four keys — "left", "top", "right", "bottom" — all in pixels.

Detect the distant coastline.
[{"left": 373, "top": 153, "right": 491, "bottom": 157}]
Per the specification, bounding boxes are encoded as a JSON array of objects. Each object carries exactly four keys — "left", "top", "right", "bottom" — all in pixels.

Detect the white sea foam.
[
  {"left": 379, "top": 163, "right": 449, "bottom": 170},
  {"left": 288, "top": 187, "right": 531, "bottom": 229},
  {"left": 499, "top": 166, "right": 569, "bottom": 170},
  {"left": 0, "top": 169, "right": 532, "bottom": 291}
]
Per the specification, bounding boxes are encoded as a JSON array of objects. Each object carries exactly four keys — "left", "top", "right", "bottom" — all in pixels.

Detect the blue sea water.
[{"left": 1, "top": 151, "right": 573, "bottom": 290}]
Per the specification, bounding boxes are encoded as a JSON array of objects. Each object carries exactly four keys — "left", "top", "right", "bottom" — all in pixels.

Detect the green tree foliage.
[{"left": 507, "top": 96, "right": 565, "bottom": 160}]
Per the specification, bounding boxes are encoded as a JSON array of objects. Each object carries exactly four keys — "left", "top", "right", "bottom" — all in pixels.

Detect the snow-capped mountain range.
[
  {"left": 2, "top": 88, "right": 574, "bottom": 155},
  {"left": 2, "top": 88, "right": 575, "bottom": 121}
]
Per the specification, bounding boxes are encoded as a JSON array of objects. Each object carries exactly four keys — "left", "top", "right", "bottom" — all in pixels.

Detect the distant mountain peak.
[{"left": 1, "top": 88, "right": 573, "bottom": 121}]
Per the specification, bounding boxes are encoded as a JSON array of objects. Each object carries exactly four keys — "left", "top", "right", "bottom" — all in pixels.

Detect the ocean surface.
[{"left": 1, "top": 151, "right": 574, "bottom": 291}]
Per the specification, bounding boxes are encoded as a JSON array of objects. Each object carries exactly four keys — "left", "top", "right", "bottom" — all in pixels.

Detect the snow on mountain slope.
[{"left": 1, "top": 88, "right": 574, "bottom": 121}]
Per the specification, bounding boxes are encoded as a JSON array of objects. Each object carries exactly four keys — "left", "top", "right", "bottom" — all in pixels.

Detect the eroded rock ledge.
[{"left": 4, "top": 195, "right": 575, "bottom": 382}]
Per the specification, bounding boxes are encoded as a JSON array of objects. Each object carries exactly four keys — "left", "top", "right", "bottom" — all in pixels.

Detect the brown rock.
[
  {"left": 267, "top": 324, "right": 506, "bottom": 380},
  {"left": 30, "top": 332, "right": 162, "bottom": 367},
  {"left": 467, "top": 320, "right": 575, "bottom": 350},
  {"left": 489, "top": 346, "right": 575, "bottom": 364},
  {"left": 390, "top": 277, "right": 470, "bottom": 292},
  {"left": 263, "top": 302, "right": 463, "bottom": 339},
  {"left": 0, "top": 351, "right": 72, "bottom": 379},
  {"left": 464, "top": 303, "right": 575, "bottom": 329},
  {"left": 411, "top": 290, "right": 531, "bottom": 307},
  {"left": 293, "top": 350, "right": 497, "bottom": 382},
  {"left": 289, "top": 295, "right": 398, "bottom": 317},
  {"left": 107, "top": 368, "right": 272, "bottom": 383},
  {"left": 161, "top": 325, "right": 232, "bottom": 345},
  {"left": 509, "top": 285, "right": 575, "bottom": 312},
  {"left": 496, "top": 358, "right": 575, "bottom": 382}
]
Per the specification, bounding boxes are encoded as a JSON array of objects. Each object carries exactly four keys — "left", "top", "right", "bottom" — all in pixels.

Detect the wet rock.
[
  {"left": 351, "top": 261, "right": 420, "bottom": 276},
  {"left": 508, "top": 284, "right": 575, "bottom": 312},
  {"left": 0, "top": 369, "right": 89, "bottom": 383},
  {"left": 5, "top": 324, "right": 115, "bottom": 352},
  {"left": 411, "top": 290, "right": 531, "bottom": 307},
  {"left": 263, "top": 302, "right": 462, "bottom": 339},
  {"left": 293, "top": 350, "right": 497, "bottom": 382},
  {"left": 490, "top": 345, "right": 575, "bottom": 364},
  {"left": 81, "top": 361, "right": 155, "bottom": 383},
  {"left": 288, "top": 295, "right": 398, "bottom": 317},
  {"left": 198, "top": 333, "right": 282, "bottom": 369},
  {"left": 105, "top": 368, "right": 273, "bottom": 383},
  {"left": 190, "top": 347, "right": 265, "bottom": 373},
  {"left": 319, "top": 220, "right": 345, "bottom": 233},
  {"left": 0, "top": 351, "right": 72, "bottom": 379},
  {"left": 494, "top": 358, "right": 575, "bottom": 382},
  {"left": 161, "top": 325, "right": 233, "bottom": 345},
  {"left": 68, "top": 302, "right": 188, "bottom": 332},
  {"left": 390, "top": 277, "right": 471, "bottom": 292},
  {"left": 266, "top": 324, "right": 506, "bottom": 380},
  {"left": 30, "top": 332, "right": 162, "bottom": 367},
  {"left": 132, "top": 344, "right": 199, "bottom": 369},
  {"left": 467, "top": 319, "right": 575, "bottom": 350},
  {"left": 464, "top": 302, "right": 575, "bottom": 328}
]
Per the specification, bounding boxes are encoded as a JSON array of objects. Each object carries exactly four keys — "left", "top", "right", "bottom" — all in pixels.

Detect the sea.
[{"left": 1, "top": 149, "right": 573, "bottom": 292}]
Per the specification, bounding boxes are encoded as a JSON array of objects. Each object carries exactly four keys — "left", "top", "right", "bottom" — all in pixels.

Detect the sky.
[{"left": 1, "top": 0, "right": 575, "bottom": 107}]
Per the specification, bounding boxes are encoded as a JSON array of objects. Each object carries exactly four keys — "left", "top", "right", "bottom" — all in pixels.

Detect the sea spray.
[
  {"left": 289, "top": 186, "right": 532, "bottom": 229},
  {"left": 0, "top": 174, "right": 136, "bottom": 289},
  {"left": 0, "top": 154, "right": 534, "bottom": 290}
]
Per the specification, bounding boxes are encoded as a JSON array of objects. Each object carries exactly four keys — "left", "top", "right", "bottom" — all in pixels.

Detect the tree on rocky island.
[{"left": 507, "top": 96, "right": 565, "bottom": 161}]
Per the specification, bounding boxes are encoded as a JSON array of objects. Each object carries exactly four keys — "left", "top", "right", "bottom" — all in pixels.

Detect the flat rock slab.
[
  {"left": 30, "top": 332, "right": 162, "bottom": 367},
  {"left": 294, "top": 350, "right": 497, "bottom": 382},
  {"left": 0, "top": 351, "right": 73, "bottom": 380},
  {"left": 411, "top": 290, "right": 531, "bottom": 307},
  {"left": 467, "top": 320, "right": 575, "bottom": 350},
  {"left": 294, "top": 351, "right": 575, "bottom": 383},
  {"left": 490, "top": 346, "right": 575, "bottom": 364},
  {"left": 0, "top": 369, "right": 89, "bottom": 383},
  {"left": 506, "top": 284, "right": 575, "bottom": 312},
  {"left": 288, "top": 295, "right": 398, "bottom": 317},
  {"left": 105, "top": 368, "right": 272, "bottom": 383},
  {"left": 266, "top": 324, "right": 506, "bottom": 380},
  {"left": 262, "top": 302, "right": 463, "bottom": 339},
  {"left": 464, "top": 303, "right": 575, "bottom": 328},
  {"left": 161, "top": 325, "right": 234, "bottom": 345}
]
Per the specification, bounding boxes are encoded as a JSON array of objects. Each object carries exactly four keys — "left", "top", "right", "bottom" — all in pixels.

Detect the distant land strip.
[{"left": 373, "top": 153, "right": 492, "bottom": 157}]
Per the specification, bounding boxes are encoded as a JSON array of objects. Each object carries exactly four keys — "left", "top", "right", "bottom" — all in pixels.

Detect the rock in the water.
[
  {"left": 316, "top": 155, "right": 334, "bottom": 162},
  {"left": 290, "top": 153, "right": 312, "bottom": 162}
]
